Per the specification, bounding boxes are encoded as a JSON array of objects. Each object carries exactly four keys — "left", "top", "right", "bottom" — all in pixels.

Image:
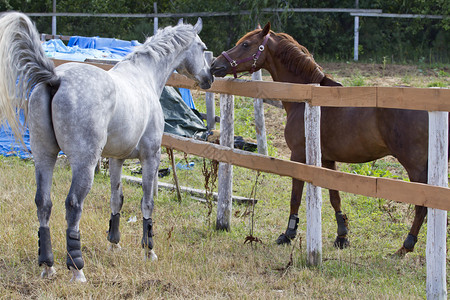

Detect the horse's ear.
[
  {"left": 256, "top": 23, "right": 262, "bottom": 29},
  {"left": 177, "top": 18, "right": 184, "bottom": 25},
  {"left": 194, "top": 18, "right": 203, "bottom": 34},
  {"left": 261, "top": 22, "right": 271, "bottom": 36}
]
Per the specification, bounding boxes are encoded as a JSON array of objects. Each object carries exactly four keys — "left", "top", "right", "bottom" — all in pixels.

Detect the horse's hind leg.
[
  {"left": 395, "top": 205, "right": 427, "bottom": 256},
  {"left": 28, "top": 84, "right": 59, "bottom": 278},
  {"left": 395, "top": 168, "right": 428, "bottom": 256},
  {"left": 324, "top": 161, "right": 350, "bottom": 249},
  {"left": 64, "top": 162, "right": 98, "bottom": 282},
  {"left": 140, "top": 148, "right": 161, "bottom": 261},
  {"left": 34, "top": 154, "right": 58, "bottom": 278},
  {"left": 107, "top": 158, "right": 125, "bottom": 250}
]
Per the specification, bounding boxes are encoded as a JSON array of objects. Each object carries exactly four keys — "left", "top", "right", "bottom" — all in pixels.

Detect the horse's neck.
[
  {"left": 262, "top": 54, "right": 309, "bottom": 115},
  {"left": 113, "top": 51, "right": 185, "bottom": 96},
  {"left": 263, "top": 47, "right": 328, "bottom": 115}
]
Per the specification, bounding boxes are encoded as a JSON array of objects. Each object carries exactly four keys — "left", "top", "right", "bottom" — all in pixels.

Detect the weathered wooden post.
[
  {"left": 216, "top": 93, "right": 234, "bottom": 230},
  {"left": 252, "top": 70, "right": 268, "bottom": 155},
  {"left": 426, "top": 110, "right": 448, "bottom": 299},
  {"left": 205, "top": 51, "right": 216, "bottom": 131},
  {"left": 305, "top": 91, "right": 322, "bottom": 266}
]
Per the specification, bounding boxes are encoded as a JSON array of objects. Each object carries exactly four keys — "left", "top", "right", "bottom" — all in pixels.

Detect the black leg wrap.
[
  {"left": 335, "top": 211, "right": 349, "bottom": 236},
  {"left": 66, "top": 229, "right": 84, "bottom": 270},
  {"left": 403, "top": 233, "right": 418, "bottom": 250},
  {"left": 141, "top": 217, "right": 154, "bottom": 250},
  {"left": 38, "top": 227, "right": 54, "bottom": 267},
  {"left": 334, "top": 236, "right": 350, "bottom": 249},
  {"left": 334, "top": 212, "right": 350, "bottom": 249},
  {"left": 107, "top": 213, "right": 121, "bottom": 244},
  {"left": 276, "top": 214, "right": 299, "bottom": 245}
]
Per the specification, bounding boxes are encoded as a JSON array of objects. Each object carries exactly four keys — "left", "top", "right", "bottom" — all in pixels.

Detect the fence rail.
[
  {"left": 51, "top": 57, "right": 450, "bottom": 210},
  {"left": 52, "top": 59, "right": 450, "bottom": 112},
  {"left": 27, "top": 8, "right": 384, "bottom": 19}
]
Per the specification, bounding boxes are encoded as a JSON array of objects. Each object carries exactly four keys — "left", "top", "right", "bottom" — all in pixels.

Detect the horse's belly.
[
  {"left": 102, "top": 140, "right": 137, "bottom": 158},
  {"left": 322, "top": 137, "right": 390, "bottom": 163}
]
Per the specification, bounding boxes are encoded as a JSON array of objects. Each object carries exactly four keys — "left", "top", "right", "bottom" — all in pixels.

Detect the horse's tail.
[{"left": 0, "top": 12, "right": 59, "bottom": 143}]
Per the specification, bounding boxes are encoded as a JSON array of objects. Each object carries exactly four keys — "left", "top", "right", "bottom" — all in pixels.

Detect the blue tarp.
[
  {"left": 0, "top": 111, "right": 31, "bottom": 158},
  {"left": 67, "top": 36, "right": 140, "bottom": 57},
  {"left": 0, "top": 36, "right": 203, "bottom": 158}
]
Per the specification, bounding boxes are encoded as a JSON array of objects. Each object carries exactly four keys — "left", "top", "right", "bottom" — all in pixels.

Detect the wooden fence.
[
  {"left": 52, "top": 58, "right": 448, "bottom": 298},
  {"left": 52, "top": 58, "right": 450, "bottom": 211}
]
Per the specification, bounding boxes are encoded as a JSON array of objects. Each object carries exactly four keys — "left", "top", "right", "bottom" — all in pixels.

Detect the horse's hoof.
[
  {"left": 145, "top": 249, "right": 158, "bottom": 261},
  {"left": 275, "top": 233, "right": 292, "bottom": 245},
  {"left": 393, "top": 246, "right": 413, "bottom": 258},
  {"left": 69, "top": 267, "right": 87, "bottom": 283},
  {"left": 40, "top": 265, "right": 56, "bottom": 279},
  {"left": 108, "top": 243, "right": 122, "bottom": 252},
  {"left": 333, "top": 236, "right": 350, "bottom": 249}
]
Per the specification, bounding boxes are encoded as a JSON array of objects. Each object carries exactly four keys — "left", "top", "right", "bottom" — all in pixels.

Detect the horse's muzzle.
[
  {"left": 210, "top": 58, "right": 228, "bottom": 78},
  {"left": 199, "top": 79, "right": 213, "bottom": 90}
]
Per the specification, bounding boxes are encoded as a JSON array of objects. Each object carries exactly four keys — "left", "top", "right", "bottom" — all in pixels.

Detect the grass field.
[{"left": 0, "top": 62, "right": 449, "bottom": 299}]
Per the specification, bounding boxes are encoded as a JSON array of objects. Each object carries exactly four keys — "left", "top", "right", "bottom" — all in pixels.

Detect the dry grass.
[{"left": 1, "top": 154, "right": 447, "bottom": 299}]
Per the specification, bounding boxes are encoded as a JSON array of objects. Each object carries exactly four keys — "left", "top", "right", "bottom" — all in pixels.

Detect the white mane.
[{"left": 124, "top": 24, "right": 197, "bottom": 63}]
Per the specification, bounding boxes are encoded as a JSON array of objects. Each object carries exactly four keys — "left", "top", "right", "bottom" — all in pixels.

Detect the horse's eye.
[{"left": 242, "top": 42, "right": 249, "bottom": 48}]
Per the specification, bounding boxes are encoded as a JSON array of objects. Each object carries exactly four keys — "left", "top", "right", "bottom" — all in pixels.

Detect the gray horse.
[{"left": 0, "top": 12, "right": 213, "bottom": 282}]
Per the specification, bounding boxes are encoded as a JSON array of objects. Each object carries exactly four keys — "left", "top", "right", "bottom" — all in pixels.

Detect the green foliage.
[
  {"left": 344, "top": 73, "right": 366, "bottom": 86},
  {"left": 427, "top": 81, "right": 448, "bottom": 87},
  {"left": 0, "top": 1, "right": 448, "bottom": 62}
]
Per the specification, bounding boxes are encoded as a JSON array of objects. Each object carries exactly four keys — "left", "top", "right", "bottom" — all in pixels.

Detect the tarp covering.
[
  {"left": 0, "top": 111, "right": 31, "bottom": 158},
  {"left": 161, "top": 87, "right": 206, "bottom": 137},
  {"left": 0, "top": 36, "right": 206, "bottom": 158},
  {"left": 67, "top": 36, "right": 140, "bottom": 58}
]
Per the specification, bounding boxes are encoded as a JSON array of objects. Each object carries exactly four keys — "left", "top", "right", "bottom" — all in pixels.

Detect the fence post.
[
  {"left": 252, "top": 70, "right": 268, "bottom": 155},
  {"left": 353, "top": 16, "right": 359, "bottom": 61},
  {"left": 426, "top": 111, "right": 448, "bottom": 300},
  {"left": 52, "top": 0, "right": 56, "bottom": 36},
  {"left": 216, "top": 93, "right": 234, "bottom": 230},
  {"left": 205, "top": 51, "right": 216, "bottom": 131},
  {"left": 153, "top": 2, "right": 158, "bottom": 35},
  {"left": 305, "top": 97, "right": 322, "bottom": 266}
]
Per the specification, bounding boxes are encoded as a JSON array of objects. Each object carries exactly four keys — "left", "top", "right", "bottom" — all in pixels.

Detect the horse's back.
[{"left": 51, "top": 63, "right": 116, "bottom": 162}]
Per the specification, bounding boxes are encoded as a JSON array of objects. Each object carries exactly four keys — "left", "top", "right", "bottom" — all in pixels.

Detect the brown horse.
[{"left": 210, "top": 22, "right": 447, "bottom": 255}]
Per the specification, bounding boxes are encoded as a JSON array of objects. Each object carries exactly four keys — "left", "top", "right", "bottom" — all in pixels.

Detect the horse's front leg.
[
  {"left": 140, "top": 148, "right": 161, "bottom": 261},
  {"left": 107, "top": 158, "right": 125, "bottom": 251},
  {"left": 65, "top": 163, "right": 97, "bottom": 283},
  {"left": 276, "top": 178, "right": 304, "bottom": 245},
  {"left": 323, "top": 161, "right": 350, "bottom": 249}
]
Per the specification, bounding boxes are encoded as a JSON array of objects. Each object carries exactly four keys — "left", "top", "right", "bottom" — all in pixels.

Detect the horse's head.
[
  {"left": 176, "top": 18, "right": 214, "bottom": 90},
  {"left": 211, "top": 22, "right": 272, "bottom": 78}
]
